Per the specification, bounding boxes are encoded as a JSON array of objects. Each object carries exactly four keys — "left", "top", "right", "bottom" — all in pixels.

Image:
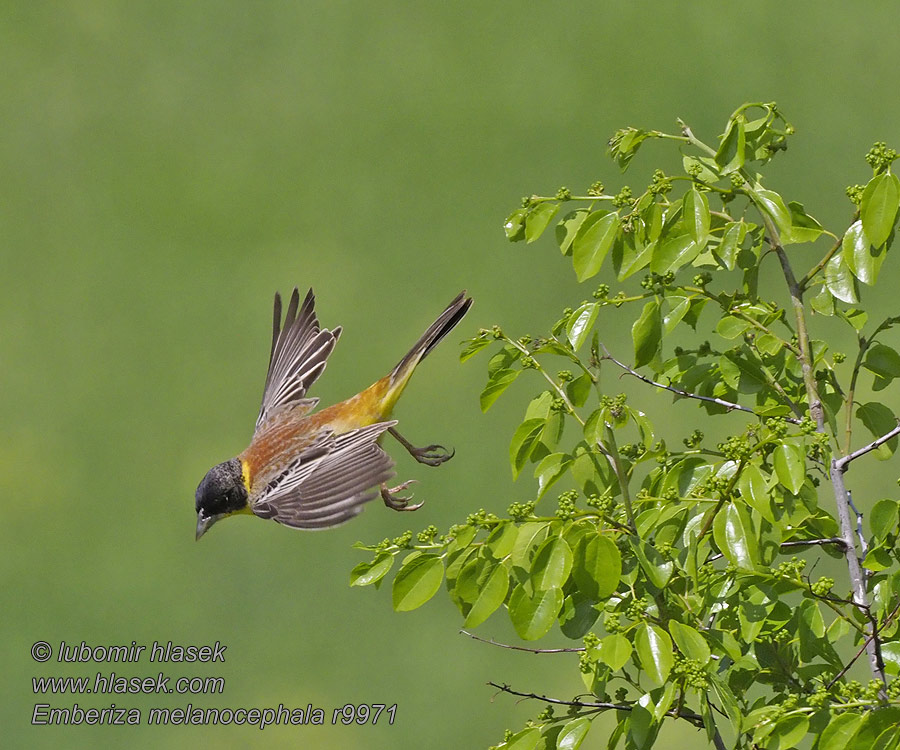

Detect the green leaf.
[
  {"left": 597, "top": 633, "right": 632, "bottom": 671},
  {"left": 708, "top": 675, "right": 742, "bottom": 732},
  {"left": 668, "top": 621, "right": 711, "bottom": 664},
  {"left": 503, "top": 208, "right": 528, "bottom": 241},
  {"left": 755, "top": 188, "right": 793, "bottom": 239},
  {"left": 721, "top": 348, "right": 768, "bottom": 394},
  {"left": 526, "top": 202, "right": 560, "bottom": 243},
  {"left": 566, "top": 372, "right": 593, "bottom": 408},
  {"left": 662, "top": 455, "right": 714, "bottom": 497},
  {"left": 456, "top": 556, "right": 493, "bottom": 603},
  {"left": 572, "top": 533, "right": 621, "bottom": 600},
  {"left": 614, "top": 235, "right": 656, "bottom": 280},
  {"left": 755, "top": 333, "right": 782, "bottom": 356},
  {"left": 715, "top": 315, "right": 751, "bottom": 339},
  {"left": 481, "top": 369, "right": 520, "bottom": 412},
  {"left": 463, "top": 563, "right": 510, "bottom": 628},
  {"left": 860, "top": 172, "right": 900, "bottom": 248},
  {"left": 567, "top": 302, "right": 600, "bottom": 351},
  {"left": 871, "top": 499, "right": 900, "bottom": 541},
  {"left": 460, "top": 335, "right": 492, "bottom": 363},
  {"left": 559, "top": 592, "right": 600, "bottom": 639},
  {"left": 717, "top": 221, "right": 745, "bottom": 269},
  {"left": 392, "top": 554, "right": 444, "bottom": 611},
  {"left": 632, "top": 300, "right": 662, "bottom": 368},
  {"left": 530, "top": 536, "right": 574, "bottom": 591},
  {"left": 843, "top": 219, "right": 885, "bottom": 285},
  {"left": 349, "top": 552, "right": 394, "bottom": 587},
  {"left": 485, "top": 523, "right": 519, "bottom": 559},
  {"left": 504, "top": 727, "right": 542, "bottom": 750},
  {"left": 864, "top": 544, "right": 894, "bottom": 573},
  {"left": 511, "top": 522, "right": 552, "bottom": 570},
  {"left": 663, "top": 295, "right": 691, "bottom": 333},
  {"left": 508, "top": 584, "right": 564, "bottom": 640},
  {"left": 557, "top": 717, "right": 591, "bottom": 750},
  {"left": 841, "top": 308, "right": 868, "bottom": 331},
  {"left": 854, "top": 707, "right": 900, "bottom": 747},
  {"left": 488, "top": 345, "right": 521, "bottom": 375},
  {"left": 865, "top": 344, "right": 900, "bottom": 379},
  {"left": 628, "top": 703, "right": 657, "bottom": 750},
  {"left": 812, "top": 285, "right": 835, "bottom": 316},
  {"left": 738, "top": 463, "right": 774, "bottom": 522},
  {"left": 525, "top": 391, "right": 554, "bottom": 420},
  {"left": 556, "top": 208, "right": 591, "bottom": 256},
  {"left": 650, "top": 233, "right": 699, "bottom": 274},
  {"left": 713, "top": 502, "right": 758, "bottom": 570},
  {"left": 682, "top": 188, "right": 710, "bottom": 248},
  {"left": 573, "top": 212, "right": 619, "bottom": 281},
  {"left": 818, "top": 713, "right": 865, "bottom": 750},
  {"left": 785, "top": 201, "right": 823, "bottom": 244},
  {"left": 510, "top": 418, "right": 547, "bottom": 479},
  {"left": 824, "top": 253, "right": 858, "bottom": 303},
  {"left": 630, "top": 539, "right": 673, "bottom": 588},
  {"left": 881, "top": 641, "right": 900, "bottom": 675},
  {"left": 634, "top": 622, "right": 674, "bottom": 687},
  {"left": 715, "top": 116, "right": 746, "bottom": 174},
  {"left": 609, "top": 127, "right": 650, "bottom": 170},
  {"left": 768, "top": 715, "right": 809, "bottom": 750},
  {"left": 683, "top": 155, "right": 720, "bottom": 183},
  {"left": 534, "top": 452, "right": 572, "bottom": 498},
  {"left": 857, "top": 402, "right": 899, "bottom": 460},
  {"left": 773, "top": 440, "right": 805, "bottom": 494}
]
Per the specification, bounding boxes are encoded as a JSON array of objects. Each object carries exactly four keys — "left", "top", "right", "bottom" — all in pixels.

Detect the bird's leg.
[
  {"left": 388, "top": 426, "right": 455, "bottom": 467},
  {"left": 381, "top": 480, "right": 423, "bottom": 512}
]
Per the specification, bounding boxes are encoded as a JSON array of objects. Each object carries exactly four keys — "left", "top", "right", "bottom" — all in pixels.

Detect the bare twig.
[
  {"left": 830, "top": 459, "right": 887, "bottom": 685},
  {"left": 780, "top": 537, "right": 848, "bottom": 552},
  {"left": 460, "top": 630, "right": 584, "bottom": 653},
  {"left": 847, "top": 491, "right": 868, "bottom": 562},
  {"left": 835, "top": 423, "right": 900, "bottom": 470},
  {"left": 707, "top": 537, "right": 846, "bottom": 562},
  {"left": 599, "top": 344, "right": 802, "bottom": 424}
]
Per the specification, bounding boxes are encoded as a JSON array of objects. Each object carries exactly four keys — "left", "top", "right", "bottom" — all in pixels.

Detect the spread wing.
[
  {"left": 256, "top": 288, "right": 342, "bottom": 432},
  {"left": 250, "top": 421, "right": 396, "bottom": 529}
]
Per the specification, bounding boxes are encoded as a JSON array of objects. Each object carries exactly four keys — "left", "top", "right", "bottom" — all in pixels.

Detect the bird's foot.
[
  {"left": 381, "top": 480, "right": 424, "bottom": 512},
  {"left": 389, "top": 427, "right": 455, "bottom": 467},
  {"left": 409, "top": 443, "right": 455, "bottom": 467}
]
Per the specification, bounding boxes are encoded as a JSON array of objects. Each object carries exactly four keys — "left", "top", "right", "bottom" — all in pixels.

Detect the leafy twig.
[
  {"left": 756, "top": 209, "right": 825, "bottom": 432},
  {"left": 798, "top": 220, "right": 855, "bottom": 290},
  {"left": 487, "top": 681, "right": 704, "bottom": 728},
  {"left": 826, "top": 600, "right": 900, "bottom": 690}
]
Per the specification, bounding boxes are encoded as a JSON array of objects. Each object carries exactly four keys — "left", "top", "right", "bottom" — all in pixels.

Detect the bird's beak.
[{"left": 195, "top": 513, "right": 223, "bottom": 541}]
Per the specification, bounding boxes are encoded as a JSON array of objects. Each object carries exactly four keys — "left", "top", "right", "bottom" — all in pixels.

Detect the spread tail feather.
[{"left": 389, "top": 291, "right": 473, "bottom": 388}]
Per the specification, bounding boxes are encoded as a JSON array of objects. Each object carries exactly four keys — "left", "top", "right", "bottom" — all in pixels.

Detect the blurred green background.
[{"left": 4, "top": 2, "right": 900, "bottom": 747}]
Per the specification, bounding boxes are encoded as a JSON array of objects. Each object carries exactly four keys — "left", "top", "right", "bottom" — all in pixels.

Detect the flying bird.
[{"left": 194, "top": 288, "right": 472, "bottom": 539}]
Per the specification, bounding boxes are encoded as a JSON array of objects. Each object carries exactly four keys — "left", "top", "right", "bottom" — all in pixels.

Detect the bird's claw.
[
  {"left": 381, "top": 480, "right": 424, "bottom": 512},
  {"left": 410, "top": 443, "right": 455, "bottom": 467}
]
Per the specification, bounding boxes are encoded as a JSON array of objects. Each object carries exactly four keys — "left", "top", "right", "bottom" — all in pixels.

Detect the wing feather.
[
  {"left": 256, "top": 288, "right": 342, "bottom": 431},
  {"left": 251, "top": 422, "right": 397, "bottom": 530}
]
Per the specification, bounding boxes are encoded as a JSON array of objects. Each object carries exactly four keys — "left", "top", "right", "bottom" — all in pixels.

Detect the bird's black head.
[{"left": 195, "top": 458, "right": 249, "bottom": 540}]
